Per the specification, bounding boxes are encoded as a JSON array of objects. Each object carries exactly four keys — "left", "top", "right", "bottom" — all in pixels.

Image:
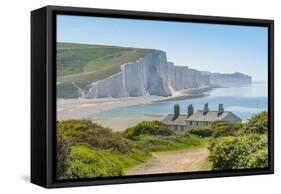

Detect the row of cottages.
[{"left": 161, "top": 103, "right": 242, "bottom": 132}]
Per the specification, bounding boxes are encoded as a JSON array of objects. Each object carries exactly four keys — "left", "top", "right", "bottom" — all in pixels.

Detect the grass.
[
  {"left": 136, "top": 134, "right": 210, "bottom": 152},
  {"left": 57, "top": 42, "right": 152, "bottom": 98},
  {"left": 65, "top": 145, "right": 151, "bottom": 179}
]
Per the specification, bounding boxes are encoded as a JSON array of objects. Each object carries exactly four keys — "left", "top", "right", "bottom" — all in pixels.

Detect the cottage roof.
[
  {"left": 161, "top": 110, "right": 241, "bottom": 125},
  {"left": 161, "top": 114, "right": 187, "bottom": 126},
  {"left": 186, "top": 110, "right": 241, "bottom": 122}
]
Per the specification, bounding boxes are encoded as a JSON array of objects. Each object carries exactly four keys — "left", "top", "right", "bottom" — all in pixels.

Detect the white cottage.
[{"left": 161, "top": 103, "right": 242, "bottom": 132}]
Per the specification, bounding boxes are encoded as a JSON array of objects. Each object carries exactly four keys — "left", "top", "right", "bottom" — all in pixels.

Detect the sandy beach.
[
  {"left": 57, "top": 87, "right": 213, "bottom": 131},
  {"left": 57, "top": 95, "right": 165, "bottom": 118},
  {"left": 57, "top": 95, "right": 167, "bottom": 131}
]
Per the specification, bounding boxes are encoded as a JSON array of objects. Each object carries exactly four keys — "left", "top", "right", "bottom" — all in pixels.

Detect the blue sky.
[{"left": 57, "top": 15, "right": 268, "bottom": 81}]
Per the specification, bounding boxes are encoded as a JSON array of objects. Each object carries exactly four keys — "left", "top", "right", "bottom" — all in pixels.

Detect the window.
[
  {"left": 189, "top": 121, "right": 193, "bottom": 125},
  {"left": 196, "top": 122, "right": 199, "bottom": 126}
]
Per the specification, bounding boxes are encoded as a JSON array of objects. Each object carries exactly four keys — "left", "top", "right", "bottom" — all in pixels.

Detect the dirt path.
[{"left": 126, "top": 148, "right": 209, "bottom": 175}]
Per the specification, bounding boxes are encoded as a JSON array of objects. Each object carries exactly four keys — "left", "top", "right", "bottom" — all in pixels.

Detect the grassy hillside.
[{"left": 57, "top": 42, "right": 152, "bottom": 98}]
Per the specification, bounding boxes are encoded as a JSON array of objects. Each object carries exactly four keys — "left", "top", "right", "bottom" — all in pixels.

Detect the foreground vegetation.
[
  {"left": 56, "top": 111, "right": 268, "bottom": 179},
  {"left": 189, "top": 111, "right": 268, "bottom": 170},
  {"left": 56, "top": 120, "right": 206, "bottom": 179}
]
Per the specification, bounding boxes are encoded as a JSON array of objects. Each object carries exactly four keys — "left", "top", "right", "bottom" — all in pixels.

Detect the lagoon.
[{"left": 96, "top": 82, "right": 268, "bottom": 122}]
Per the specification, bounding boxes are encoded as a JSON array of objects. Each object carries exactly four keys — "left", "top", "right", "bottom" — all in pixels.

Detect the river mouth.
[{"left": 57, "top": 82, "right": 268, "bottom": 131}]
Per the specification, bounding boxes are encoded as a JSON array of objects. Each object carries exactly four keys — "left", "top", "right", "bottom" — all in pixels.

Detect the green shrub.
[
  {"left": 56, "top": 120, "right": 140, "bottom": 179},
  {"left": 247, "top": 148, "right": 268, "bottom": 168},
  {"left": 189, "top": 121, "right": 243, "bottom": 138},
  {"left": 242, "top": 111, "right": 268, "bottom": 134},
  {"left": 64, "top": 145, "right": 151, "bottom": 179},
  {"left": 66, "top": 145, "right": 124, "bottom": 178},
  {"left": 189, "top": 127, "right": 213, "bottom": 137},
  {"left": 57, "top": 120, "right": 134, "bottom": 153},
  {"left": 208, "top": 134, "right": 268, "bottom": 170},
  {"left": 56, "top": 136, "right": 73, "bottom": 178},
  {"left": 210, "top": 121, "right": 243, "bottom": 137},
  {"left": 124, "top": 121, "right": 174, "bottom": 140}
]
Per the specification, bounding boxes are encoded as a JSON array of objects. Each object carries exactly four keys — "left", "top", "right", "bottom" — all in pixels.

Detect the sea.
[{"left": 96, "top": 82, "right": 268, "bottom": 122}]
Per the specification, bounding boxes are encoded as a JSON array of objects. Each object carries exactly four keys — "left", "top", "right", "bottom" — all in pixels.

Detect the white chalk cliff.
[{"left": 84, "top": 50, "right": 211, "bottom": 98}]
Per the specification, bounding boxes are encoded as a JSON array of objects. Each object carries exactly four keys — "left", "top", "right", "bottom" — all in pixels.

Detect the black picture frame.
[{"left": 31, "top": 5, "right": 274, "bottom": 188}]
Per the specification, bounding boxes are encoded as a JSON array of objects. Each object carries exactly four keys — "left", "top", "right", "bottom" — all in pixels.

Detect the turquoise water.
[{"left": 96, "top": 82, "right": 268, "bottom": 121}]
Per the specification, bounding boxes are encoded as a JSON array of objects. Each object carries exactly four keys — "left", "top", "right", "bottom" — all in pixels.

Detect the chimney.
[
  {"left": 173, "top": 104, "right": 180, "bottom": 120},
  {"left": 187, "top": 104, "right": 194, "bottom": 117},
  {"left": 218, "top": 104, "right": 224, "bottom": 116},
  {"left": 203, "top": 103, "right": 209, "bottom": 115}
]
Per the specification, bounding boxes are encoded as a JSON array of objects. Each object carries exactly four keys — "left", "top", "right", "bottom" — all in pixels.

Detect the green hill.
[{"left": 57, "top": 42, "right": 152, "bottom": 98}]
